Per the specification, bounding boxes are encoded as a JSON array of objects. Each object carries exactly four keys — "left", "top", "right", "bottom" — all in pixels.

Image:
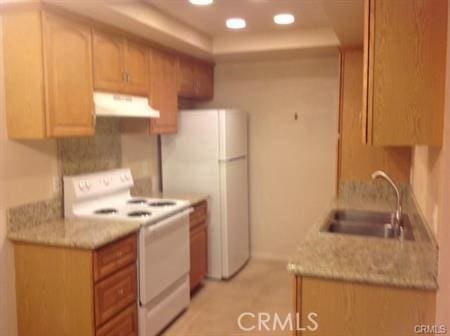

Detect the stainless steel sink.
[{"left": 323, "top": 209, "right": 414, "bottom": 241}]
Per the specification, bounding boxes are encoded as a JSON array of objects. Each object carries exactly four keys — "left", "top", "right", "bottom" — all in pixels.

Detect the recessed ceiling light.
[
  {"left": 274, "top": 13, "right": 295, "bottom": 25},
  {"left": 226, "top": 18, "right": 246, "bottom": 30},
  {"left": 189, "top": 0, "right": 213, "bottom": 6}
]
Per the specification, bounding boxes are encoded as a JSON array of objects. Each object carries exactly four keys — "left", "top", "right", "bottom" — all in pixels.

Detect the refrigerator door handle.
[{"left": 219, "top": 155, "right": 246, "bottom": 163}]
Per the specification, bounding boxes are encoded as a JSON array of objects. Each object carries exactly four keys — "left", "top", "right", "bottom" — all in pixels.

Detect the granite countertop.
[
  {"left": 287, "top": 182, "right": 439, "bottom": 291},
  {"left": 7, "top": 190, "right": 208, "bottom": 250},
  {"left": 148, "top": 192, "right": 209, "bottom": 206},
  {"left": 8, "top": 218, "right": 141, "bottom": 250}
]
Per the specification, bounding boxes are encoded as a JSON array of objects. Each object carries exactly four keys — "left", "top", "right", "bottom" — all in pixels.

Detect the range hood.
[{"left": 94, "top": 92, "right": 160, "bottom": 118}]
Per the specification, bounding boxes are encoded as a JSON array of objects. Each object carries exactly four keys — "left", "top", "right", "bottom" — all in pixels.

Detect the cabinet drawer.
[
  {"left": 94, "top": 234, "right": 137, "bottom": 282},
  {"left": 190, "top": 201, "right": 207, "bottom": 230},
  {"left": 95, "top": 264, "right": 137, "bottom": 327},
  {"left": 96, "top": 304, "right": 138, "bottom": 336}
]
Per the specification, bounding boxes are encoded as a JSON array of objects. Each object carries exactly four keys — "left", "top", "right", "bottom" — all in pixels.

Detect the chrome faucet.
[{"left": 371, "top": 170, "right": 403, "bottom": 238}]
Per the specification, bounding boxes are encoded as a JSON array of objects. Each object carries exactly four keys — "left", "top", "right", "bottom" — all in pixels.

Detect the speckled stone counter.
[
  {"left": 138, "top": 191, "right": 209, "bottom": 206},
  {"left": 287, "top": 182, "right": 438, "bottom": 291},
  {"left": 7, "top": 196, "right": 141, "bottom": 250},
  {"left": 8, "top": 218, "right": 140, "bottom": 250}
]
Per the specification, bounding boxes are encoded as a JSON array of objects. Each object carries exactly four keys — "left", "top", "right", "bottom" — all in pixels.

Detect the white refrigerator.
[{"left": 161, "top": 109, "right": 249, "bottom": 279}]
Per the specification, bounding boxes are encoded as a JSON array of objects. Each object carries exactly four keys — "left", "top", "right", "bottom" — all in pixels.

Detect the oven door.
[{"left": 139, "top": 209, "right": 192, "bottom": 305}]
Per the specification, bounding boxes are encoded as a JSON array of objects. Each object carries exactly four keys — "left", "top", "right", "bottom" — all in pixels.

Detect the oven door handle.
[{"left": 144, "top": 208, "right": 193, "bottom": 236}]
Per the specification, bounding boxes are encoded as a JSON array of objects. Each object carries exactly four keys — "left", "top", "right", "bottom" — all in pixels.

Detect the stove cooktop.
[{"left": 76, "top": 197, "right": 190, "bottom": 224}]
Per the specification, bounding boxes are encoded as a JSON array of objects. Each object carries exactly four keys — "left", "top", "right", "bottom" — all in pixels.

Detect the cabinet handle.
[
  {"left": 116, "top": 251, "right": 123, "bottom": 258},
  {"left": 127, "top": 73, "right": 131, "bottom": 83},
  {"left": 123, "top": 72, "right": 128, "bottom": 83},
  {"left": 117, "top": 288, "right": 124, "bottom": 296}
]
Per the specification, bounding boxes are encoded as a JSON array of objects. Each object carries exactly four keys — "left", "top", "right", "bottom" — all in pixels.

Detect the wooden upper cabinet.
[
  {"left": 177, "top": 58, "right": 196, "bottom": 97},
  {"left": 362, "top": 0, "right": 447, "bottom": 146},
  {"left": 177, "top": 57, "right": 214, "bottom": 100},
  {"left": 149, "top": 49, "right": 178, "bottom": 134},
  {"left": 92, "top": 30, "right": 126, "bottom": 93},
  {"left": 195, "top": 62, "right": 213, "bottom": 100},
  {"left": 339, "top": 49, "right": 411, "bottom": 185},
  {"left": 3, "top": 9, "right": 94, "bottom": 139},
  {"left": 124, "top": 40, "right": 148, "bottom": 95},
  {"left": 43, "top": 13, "right": 95, "bottom": 137},
  {"left": 92, "top": 30, "right": 148, "bottom": 95}
]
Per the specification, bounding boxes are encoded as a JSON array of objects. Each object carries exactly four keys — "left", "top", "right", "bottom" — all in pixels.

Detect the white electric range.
[{"left": 64, "top": 168, "right": 192, "bottom": 336}]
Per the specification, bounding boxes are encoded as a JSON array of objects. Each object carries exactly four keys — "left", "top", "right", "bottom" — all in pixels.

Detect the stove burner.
[
  {"left": 148, "top": 201, "right": 177, "bottom": 207},
  {"left": 94, "top": 208, "right": 118, "bottom": 215},
  {"left": 127, "top": 199, "right": 148, "bottom": 205},
  {"left": 128, "top": 211, "right": 152, "bottom": 218}
]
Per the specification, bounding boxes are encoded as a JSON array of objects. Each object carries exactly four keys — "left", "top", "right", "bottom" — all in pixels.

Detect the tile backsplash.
[{"left": 57, "top": 118, "right": 122, "bottom": 176}]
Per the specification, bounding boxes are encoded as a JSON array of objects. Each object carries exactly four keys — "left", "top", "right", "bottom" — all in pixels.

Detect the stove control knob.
[
  {"left": 78, "top": 182, "right": 85, "bottom": 191},
  {"left": 103, "top": 178, "right": 110, "bottom": 186},
  {"left": 120, "top": 174, "right": 126, "bottom": 182},
  {"left": 84, "top": 181, "right": 91, "bottom": 190},
  {"left": 125, "top": 173, "right": 131, "bottom": 181}
]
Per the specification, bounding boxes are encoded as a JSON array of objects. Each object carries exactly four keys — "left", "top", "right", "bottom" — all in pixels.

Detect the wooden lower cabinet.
[
  {"left": 94, "top": 264, "right": 137, "bottom": 327},
  {"left": 293, "top": 276, "right": 436, "bottom": 336},
  {"left": 14, "top": 234, "right": 138, "bottom": 336},
  {"left": 96, "top": 305, "right": 138, "bottom": 336},
  {"left": 189, "top": 201, "right": 208, "bottom": 291}
]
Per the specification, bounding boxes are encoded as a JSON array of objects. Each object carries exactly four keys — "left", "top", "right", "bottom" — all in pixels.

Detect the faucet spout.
[{"left": 371, "top": 170, "right": 403, "bottom": 238}]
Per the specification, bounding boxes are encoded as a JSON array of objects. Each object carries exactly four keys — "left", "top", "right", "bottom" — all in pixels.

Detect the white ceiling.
[
  {"left": 144, "top": 0, "right": 331, "bottom": 37},
  {"left": 44, "top": 0, "right": 363, "bottom": 61},
  {"left": 320, "top": 0, "right": 364, "bottom": 46}
]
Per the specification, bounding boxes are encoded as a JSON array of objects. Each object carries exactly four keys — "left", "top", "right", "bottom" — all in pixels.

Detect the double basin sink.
[{"left": 323, "top": 209, "right": 414, "bottom": 241}]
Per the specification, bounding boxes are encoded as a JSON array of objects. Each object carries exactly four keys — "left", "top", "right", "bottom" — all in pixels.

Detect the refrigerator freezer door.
[
  {"left": 220, "top": 157, "right": 250, "bottom": 278},
  {"left": 219, "top": 109, "right": 248, "bottom": 160}
]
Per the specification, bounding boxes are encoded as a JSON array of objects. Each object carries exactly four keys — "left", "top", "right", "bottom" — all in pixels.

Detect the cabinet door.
[
  {"left": 125, "top": 40, "right": 148, "bottom": 96},
  {"left": 92, "top": 30, "right": 126, "bottom": 93},
  {"left": 177, "top": 57, "right": 196, "bottom": 98},
  {"left": 362, "top": 0, "right": 447, "bottom": 146},
  {"left": 42, "top": 13, "right": 94, "bottom": 137},
  {"left": 149, "top": 49, "right": 178, "bottom": 134},
  {"left": 190, "top": 224, "right": 208, "bottom": 291},
  {"left": 195, "top": 63, "right": 214, "bottom": 100}
]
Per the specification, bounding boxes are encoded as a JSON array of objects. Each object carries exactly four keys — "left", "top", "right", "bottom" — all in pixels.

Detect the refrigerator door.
[
  {"left": 161, "top": 109, "right": 223, "bottom": 279},
  {"left": 220, "top": 157, "right": 250, "bottom": 278},
  {"left": 219, "top": 109, "right": 248, "bottom": 160}
]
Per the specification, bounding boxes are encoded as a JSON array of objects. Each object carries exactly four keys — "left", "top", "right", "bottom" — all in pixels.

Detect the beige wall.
[
  {"left": 200, "top": 56, "right": 340, "bottom": 260},
  {"left": 411, "top": 7, "right": 450, "bottom": 328},
  {"left": 411, "top": 146, "right": 442, "bottom": 231}
]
